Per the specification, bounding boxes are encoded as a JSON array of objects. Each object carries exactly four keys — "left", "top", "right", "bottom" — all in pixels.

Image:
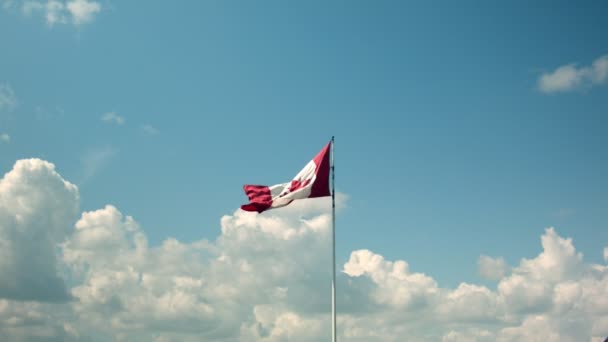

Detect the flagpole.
[{"left": 331, "top": 136, "right": 337, "bottom": 342}]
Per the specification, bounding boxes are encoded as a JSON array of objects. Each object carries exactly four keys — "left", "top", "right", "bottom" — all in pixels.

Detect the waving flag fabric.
[{"left": 240, "top": 142, "right": 331, "bottom": 213}]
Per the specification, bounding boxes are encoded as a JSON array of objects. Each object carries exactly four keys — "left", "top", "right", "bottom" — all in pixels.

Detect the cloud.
[
  {"left": 2, "top": 158, "right": 608, "bottom": 340},
  {"left": 20, "top": 0, "right": 101, "bottom": 26},
  {"left": 141, "top": 124, "right": 160, "bottom": 135},
  {"left": 438, "top": 283, "right": 498, "bottom": 322},
  {"left": 496, "top": 314, "right": 589, "bottom": 342},
  {"left": 496, "top": 228, "right": 583, "bottom": 314},
  {"left": 442, "top": 329, "right": 493, "bottom": 342},
  {"left": 101, "top": 112, "right": 125, "bottom": 125},
  {"left": 0, "top": 299, "right": 81, "bottom": 341},
  {"left": 344, "top": 249, "right": 439, "bottom": 309},
  {"left": 604, "top": 247, "right": 608, "bottom": 262},
  {"left": 0, "top": 159, "right": 79, "bottom": 302},
  {"left": 0, "top": 133, "right": 9, "bottom": 143},
  {"left": 61, "top": 205, "right": 335, "bottom": 340},
  {"left": 478, "top": 255, "right": 508, "bottom": 281},
  {"left": 538, "top": 54, "right": 608, "bottom": 93},
  {"left": 65, "top": 0, "right": 100, "bottom": 25},
  {"left": 0, "top": 83, "right": 17, "bottom": 112}
]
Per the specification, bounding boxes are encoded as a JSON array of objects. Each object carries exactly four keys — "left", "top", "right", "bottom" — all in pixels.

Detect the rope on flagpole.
[{"left": 331, "top": 136, "right": 337, "bottom": 342}]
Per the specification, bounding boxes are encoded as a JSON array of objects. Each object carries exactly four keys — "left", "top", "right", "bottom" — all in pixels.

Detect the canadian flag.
[{"left": 240, "top": 142, "right": 332, "bottom": 213}]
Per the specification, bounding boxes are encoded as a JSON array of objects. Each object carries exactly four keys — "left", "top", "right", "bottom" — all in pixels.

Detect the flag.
[{"left": 240, "top": 142, "right": 331, "bottom": 213}]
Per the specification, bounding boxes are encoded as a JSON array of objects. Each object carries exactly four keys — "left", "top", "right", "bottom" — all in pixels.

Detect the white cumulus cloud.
[
  {"left": 497, "top": 228, "right": 583, "bottom": 314},
  {"left": 344, "top": 249, "right": 439, "bottom": 309},
  {"left": 538, "top": 54, "right": 608, "bottom": 93},
  {"left": 1, "top": 158, "right": 608, "bottom": 340},
  {"left": 0, "top": 159, "right": 79, "bottom": 302},
  {"left": 0, "top": 133, "right": 9, "bottom": 143}
]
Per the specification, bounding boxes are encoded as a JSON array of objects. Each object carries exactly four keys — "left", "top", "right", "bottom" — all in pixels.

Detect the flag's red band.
[
  {"left": 309, "top": 143, "right": 331, "bottom": 198},
  {"left": 240, "top": 142, "right": 331, "bottom": 213},
  {"left": 241, "top": 185, "right": 272, "bottom": 213}
]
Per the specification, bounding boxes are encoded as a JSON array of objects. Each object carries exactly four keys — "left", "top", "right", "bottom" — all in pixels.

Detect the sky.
[{"left": 1, "top": 1, "right": 607, "bottom": 341}]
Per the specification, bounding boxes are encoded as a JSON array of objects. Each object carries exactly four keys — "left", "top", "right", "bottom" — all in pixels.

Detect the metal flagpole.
[{"left": 331, "top": 136, "right": 337, "bottom": 342}]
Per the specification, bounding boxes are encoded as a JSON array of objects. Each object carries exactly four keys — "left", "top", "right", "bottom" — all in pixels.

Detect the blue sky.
[
  {"left": 2, "top": 0, "right": 607, "bottom": 285},
  {"left": 1, "top": 1, "right": 608, "bottom": 340}
]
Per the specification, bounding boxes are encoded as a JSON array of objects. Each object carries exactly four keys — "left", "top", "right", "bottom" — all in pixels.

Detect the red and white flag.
[{"left": 240, "top": 142, "right": 332, "bottom": 213}]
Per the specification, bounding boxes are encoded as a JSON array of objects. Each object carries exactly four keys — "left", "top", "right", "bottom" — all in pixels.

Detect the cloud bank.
[{"left": 1, "top": 158, "right": 607, "bottom": 341}]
